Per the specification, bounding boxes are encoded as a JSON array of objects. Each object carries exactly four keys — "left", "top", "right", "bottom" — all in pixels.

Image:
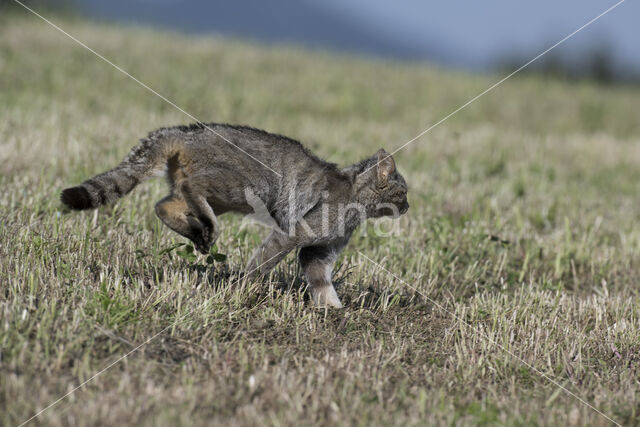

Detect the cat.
[{"left": 61, "top": 123, "right": 409, "bottom": 307}]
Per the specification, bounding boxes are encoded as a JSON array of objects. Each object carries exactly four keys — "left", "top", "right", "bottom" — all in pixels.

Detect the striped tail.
[{"left": 61, "top": 134, "right": 175, "bottom": 210}]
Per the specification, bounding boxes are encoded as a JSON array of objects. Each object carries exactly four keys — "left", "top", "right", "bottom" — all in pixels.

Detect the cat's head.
[{"left": 349, "top": 149, "right": 409, "bottom": 218}]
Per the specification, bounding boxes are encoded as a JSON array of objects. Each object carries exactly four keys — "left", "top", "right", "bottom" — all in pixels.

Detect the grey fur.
[{"left": 61, "top": 123, "right": 409, "bottom": 307}]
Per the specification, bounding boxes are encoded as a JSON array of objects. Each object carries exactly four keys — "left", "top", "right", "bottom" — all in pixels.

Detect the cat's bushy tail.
[{"left": 61, "top": 133, "right": 180, "bottom": 210}]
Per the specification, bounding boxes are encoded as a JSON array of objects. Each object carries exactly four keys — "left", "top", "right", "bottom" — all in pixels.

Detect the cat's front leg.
[
  {"left": 246, "top": 230, "right": 296, "bottom": 278},
  {"left": 298, "top": 245, "right": 342, "bottom": 308}
]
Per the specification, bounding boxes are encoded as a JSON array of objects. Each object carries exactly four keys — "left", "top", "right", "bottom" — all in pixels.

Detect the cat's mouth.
[
  {"left": 379, "top": 207, "right": 395, "bottom": 216},
  {"left": 378, "top": 201, "right": 409, "bottom": 217}
]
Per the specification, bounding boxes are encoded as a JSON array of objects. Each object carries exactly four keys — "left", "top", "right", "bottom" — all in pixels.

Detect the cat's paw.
[
  {"left": 311, "top": 285, "right": 343, "bottom": 308},
  {"left": 193, "top": 237, "right": 210, "bottom": 255},
  {"left": 194, "top": 227, "right": 216, "bottom": 255}
]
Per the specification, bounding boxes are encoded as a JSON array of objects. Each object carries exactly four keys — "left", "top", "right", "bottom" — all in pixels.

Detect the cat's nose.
[{"left": 401, "top": 200, "right": 409, "bottom": 213}]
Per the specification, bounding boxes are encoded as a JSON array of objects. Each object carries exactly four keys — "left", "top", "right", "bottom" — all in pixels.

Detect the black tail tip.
[{"left": 61, "top": 186, "right": 93, "bottom": 210}]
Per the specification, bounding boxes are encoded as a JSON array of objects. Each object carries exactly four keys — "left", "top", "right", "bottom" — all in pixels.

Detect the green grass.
[{"left": 2, "top": 11, "right": 640, "bottom": 426}]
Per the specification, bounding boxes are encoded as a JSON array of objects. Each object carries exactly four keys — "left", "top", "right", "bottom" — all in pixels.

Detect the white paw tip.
[{"left": 311, "top": 286, "right": 343, "bottom": 308}]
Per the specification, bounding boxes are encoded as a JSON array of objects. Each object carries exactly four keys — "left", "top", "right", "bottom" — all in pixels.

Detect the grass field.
[{"left": 2, "top": 10, "right": 640, "bottom": 426}]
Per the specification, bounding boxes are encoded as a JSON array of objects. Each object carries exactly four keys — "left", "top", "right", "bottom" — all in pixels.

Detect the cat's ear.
[{"left": 376, "top": 149, "right": 395, "bottom": 186}]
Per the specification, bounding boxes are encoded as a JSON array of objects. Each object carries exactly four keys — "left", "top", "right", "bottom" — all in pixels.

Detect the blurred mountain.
[
  {"left": 36, "top": 0, "right": 640, "bottom": 81},
  {"left": 76, "top": 0, "right": 458, "bottom": 65}
]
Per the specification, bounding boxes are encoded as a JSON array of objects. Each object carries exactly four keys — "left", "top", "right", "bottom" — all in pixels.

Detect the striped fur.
[
  {"left": 62, "top": 122, "right": 409, "bottom": 308},
  {"left": 61, "top": 133, "right": 178, "bottom": 210}
]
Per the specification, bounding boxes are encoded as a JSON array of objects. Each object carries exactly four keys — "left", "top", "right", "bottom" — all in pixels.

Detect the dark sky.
[{"left": 76, "top": 0, "right": 639, "bottom": 74}]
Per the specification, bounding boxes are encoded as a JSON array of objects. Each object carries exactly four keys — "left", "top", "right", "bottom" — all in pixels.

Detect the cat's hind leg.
[
  {"left": 155, "top": 193, "right": 219, "bottom": 254},
  {"left": 182, "top": 189, "right": 220, "bottom": 254}
]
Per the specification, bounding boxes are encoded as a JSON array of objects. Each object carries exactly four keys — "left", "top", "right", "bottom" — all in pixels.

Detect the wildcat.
[{"left": 61, "top": 123, "right": 409, "bottom": 307}]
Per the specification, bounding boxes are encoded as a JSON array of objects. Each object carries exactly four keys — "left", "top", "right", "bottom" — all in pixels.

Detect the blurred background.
[{"left": 17, "top": 0, "right": 640, "bottom": 84}]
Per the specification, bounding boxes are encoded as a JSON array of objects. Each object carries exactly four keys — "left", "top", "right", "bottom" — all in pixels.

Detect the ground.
[{"left": 1, "top": 10, "right": 640, "bottom": 426}]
